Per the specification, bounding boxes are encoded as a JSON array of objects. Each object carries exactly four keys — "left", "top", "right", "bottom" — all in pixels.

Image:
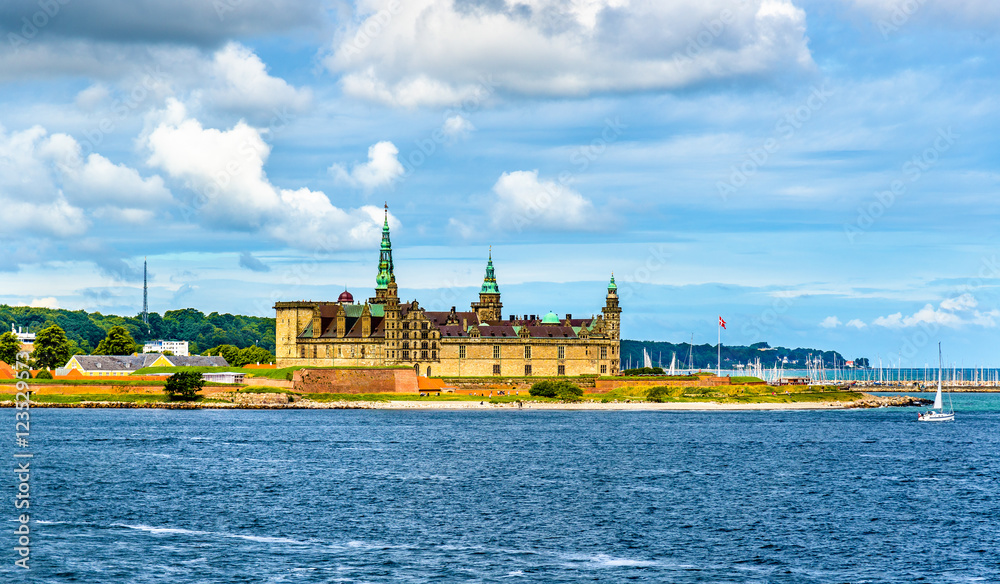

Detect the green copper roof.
[
  {"left": 376, "top": 205, "right": 394, "bottom": 289},
  {"left": 542, "top": 311, "right": 560, "bottom": 324},
  {"left": 608, "top": 273, "right": 617, "bottom": 291},
  {"left": 480, "top": 249, "right": 500, "bottom": 294}
]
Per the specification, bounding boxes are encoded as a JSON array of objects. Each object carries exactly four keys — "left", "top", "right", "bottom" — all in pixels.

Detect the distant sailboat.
[
  {"left": 643, "top": 348, "right": 653, "bottom": 369},
  {"left": 668, "top": 352, "right": 677, "bottom": 376},
  {"left": 919, "top": 343, "right": 954, "bottom": 422}
]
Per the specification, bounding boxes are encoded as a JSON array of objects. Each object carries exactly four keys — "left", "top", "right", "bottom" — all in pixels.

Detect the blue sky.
[{"left": 1, "top": 0, "right": 998, "bottom": 366}]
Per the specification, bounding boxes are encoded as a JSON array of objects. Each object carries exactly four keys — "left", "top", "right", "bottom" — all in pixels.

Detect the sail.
[
  {"left": 643, "top": 348, "right": 652, "bottom": 369},
  {"left": 933, "top": 386, "right": 943, "bottom": 410}
]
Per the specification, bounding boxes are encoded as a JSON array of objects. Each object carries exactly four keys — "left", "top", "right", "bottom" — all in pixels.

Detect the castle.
[{"left": 273, "top": 206, "right": 621, "bottom": 377}]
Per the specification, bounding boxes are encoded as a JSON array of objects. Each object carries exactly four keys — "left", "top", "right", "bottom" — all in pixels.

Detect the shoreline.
[{"left": 0, "top": 393, "right": 929, "bottom": 411}]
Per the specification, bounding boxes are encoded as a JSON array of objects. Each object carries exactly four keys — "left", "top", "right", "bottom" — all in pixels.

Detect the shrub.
[
  {"left": 646, "top": 386, "right": 671, "bottom": 402},
  {"left": 34, "top": 369, "right": 53, "bottom": 380},
  {"left": 164, "top": 371, "right": 205, "bottom": 401},
  {"left": 529, "top": 380, "right": 583, "bottom": 400}
]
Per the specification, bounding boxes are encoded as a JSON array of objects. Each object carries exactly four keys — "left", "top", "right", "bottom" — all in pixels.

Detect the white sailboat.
[
  {"left": 643, "top": 348, "right": 653, "bottom": 369},
  {"left": 919, "top": 343, "right": 954, "bottom": 422}
]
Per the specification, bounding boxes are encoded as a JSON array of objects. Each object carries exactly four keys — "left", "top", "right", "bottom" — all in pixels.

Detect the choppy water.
[{"left": 3, "top": 398, "right": 1000, "bottom": 583}]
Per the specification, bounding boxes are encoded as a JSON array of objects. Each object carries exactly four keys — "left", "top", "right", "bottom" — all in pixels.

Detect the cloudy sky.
[{"left": 1, "top": 0, "right": 998, "bottom": 366}]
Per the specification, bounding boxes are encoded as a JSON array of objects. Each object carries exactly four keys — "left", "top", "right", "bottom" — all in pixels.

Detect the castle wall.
[{"left": 292, "top": 368, "right": 418, "bottom": 393}]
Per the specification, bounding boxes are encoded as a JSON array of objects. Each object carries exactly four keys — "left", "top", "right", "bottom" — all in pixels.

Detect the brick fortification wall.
[{"left": 292, "top": 369, "right": 419, "bottom": 394}]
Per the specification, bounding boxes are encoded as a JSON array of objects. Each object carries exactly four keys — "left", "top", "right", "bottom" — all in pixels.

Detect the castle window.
[
  {"left": 421, "top": 341, "right": 428, "bottom": 350},
  {"left": 459, "top": 345, "right": 466, "bottom": 359},
  {"left": 558, "top": 346, "right": 565, "bottom": 359},
  {"left": 493, "top": 345, "right": 501, "bottom": 359},
  {"left": 600, "top": 346, "right": 607, "bottom": 359},
  {"left": 431, "top": 351, "right": 436, "bottom": 360},
  {"left": 403, "top": 322, "right": 409, "bottom": 330},
  {"left": 422, "top": 331, "right": 428, "bottom": 339},
  {"left": 558, "top": 365, "right": 566, "bottom": 376},
  {"left": 601, "top": 364, "right": 607, "bottom": 374},
  {"left": 431, "top": 341, "right": 437, "bottom": 349},
  {"left": 427, "top": 366, "right": 432, "bottom": 377},
  {"left": 421, "top": 350, "right": 428, "bottom": 359},
  {"left": 361, "top": 347, "right": 365, "bottom": 358},
  {"left": 312, "top": 346, "right": 317, "bottom": 359},
  {"left": 524, "top": 345, "right": 531, "bottom": 359},
  {"left": 524, "top": 364, "right": 532, "bottom": 376},
  {"left": 402, "top": 341, "right": 409, "bottom": 349},
  {"left": 493, "top": 364, "right": 501, "bottom": 376},
  {"left": 402, "top": 350, "right": 409, "bottom": 360}
]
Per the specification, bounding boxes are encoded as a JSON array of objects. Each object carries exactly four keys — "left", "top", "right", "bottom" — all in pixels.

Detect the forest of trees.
[
  {"left": 0, "top": 305, "right": 275, "bottom": 356},
  {"left": 621, "top": 340, "right": 855, "bottom": 371}
]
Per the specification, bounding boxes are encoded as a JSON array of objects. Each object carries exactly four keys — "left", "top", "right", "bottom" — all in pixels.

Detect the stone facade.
[{"left": 274, "top": 206, "right": 621, "bottom": 377}]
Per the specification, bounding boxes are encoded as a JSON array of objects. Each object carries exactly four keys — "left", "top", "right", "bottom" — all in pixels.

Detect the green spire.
[
  {"left": 608, "top": 272, "right": 617, "bottom": 292},
  {"left": 480, "top": 247, "right": 499, "bottom": 294},
  {"left": 376, "top": 203, "right": 394, "bottom": 289}
]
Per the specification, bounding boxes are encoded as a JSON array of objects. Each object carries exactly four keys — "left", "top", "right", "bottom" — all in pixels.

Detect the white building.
[
  {"left": 11, "top": 325, "right": 35, "bottom": 348},
  {"left": 143, "top": 340, "right": 190, "bottom": 356}
]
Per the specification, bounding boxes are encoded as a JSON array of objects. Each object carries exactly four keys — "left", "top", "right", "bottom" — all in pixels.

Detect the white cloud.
[
  {"left": 328, "top": 0, "right": 812, "bottom": 106},
  {"left": 144, "top": 100, "right": 391, "bottom": 250},
  {"left": 206, "top": 42, "right": 313, "bottom": 118},
  {"left": 329, "top": 141, "right": 405, "bottom": 191},
  {"left": 0, "top": 123, "right": 170, "bottom": 239},
  {"left": 75, "top": 84, "right": 111, "bottom": 111},
  {"left": 28, "top": 297, "right": 60, "bottom": 309},
  {"left": 442, "top": 115, "right": 475, "bottom": 140},
  {"left": 940, "top": 293, "right": 977, "bottom": 311},
  {"left": 819, "top": 316, "right": 842, "bottom": 328},
  {"left": 871, "top": 294, "right": 996, "bottom": 329},
  {"left": 490, "top": 170, "right": 599, "bottom": 231},
  {"left": 846, "top": 319, "right": 868, "bottom": 329}
]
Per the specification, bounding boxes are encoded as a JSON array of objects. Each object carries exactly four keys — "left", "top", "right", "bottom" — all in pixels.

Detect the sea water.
[{"left": 3, "top": 398, "right": 999, "bottom": 583}]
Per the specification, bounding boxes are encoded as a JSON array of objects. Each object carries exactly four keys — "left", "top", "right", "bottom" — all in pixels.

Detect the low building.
[
  {"left": 202, "top": 371, "right": 246, "bottom": 384},
  {"left": 11, "top": 325, "right": 35, "bottom": 352},
  {"left": 64, "top": 354, "right": 229, "bottom": 376},
  {"left": 143, "top": 340, "right": 190, "bottom": 356}
]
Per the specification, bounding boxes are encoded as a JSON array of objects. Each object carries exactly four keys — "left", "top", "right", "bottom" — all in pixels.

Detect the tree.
[
  {"left": 854, "top": 357, "right": 871, "bottom": 369},
  {"left": 34, "top": 369, "right": 53, "bottom": 379},
  {"left": 0, "top": 331, "right": 21, "bottom": 365},
  {"left": 32, "top": 325, "right": 71, "bottom": 370},
  {"left": 164, "top": 372, "right": 205, "bottom": 401},
  {"left": 93, "top": 326, "right": 138, "bottom": 356}
]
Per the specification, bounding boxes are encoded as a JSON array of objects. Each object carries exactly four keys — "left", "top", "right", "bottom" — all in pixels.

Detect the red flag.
[{"left": 719, "top": 316, "right": 726, "bottom": 329}]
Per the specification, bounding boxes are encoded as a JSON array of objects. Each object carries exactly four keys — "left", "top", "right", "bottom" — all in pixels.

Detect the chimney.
[
  {"left": 462, "top": 318, "right": 467, "bottom": 329},
  {"left": 509, "top": 314, "right": 515, "bottom": 322},
  {"left": 566, "top": 314, "right": 572, "bottom": 320}
]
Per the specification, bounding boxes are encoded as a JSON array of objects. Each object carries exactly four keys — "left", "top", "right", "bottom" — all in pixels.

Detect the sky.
[{"left": 0, "top": 0, "right": 998, "bottom": 367}]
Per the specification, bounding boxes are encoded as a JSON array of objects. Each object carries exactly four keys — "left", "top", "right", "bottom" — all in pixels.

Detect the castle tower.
[
  {"left": 371, "top": 204, "right": 395, "bottom": 304},
  {"left": 384, "top": 278, "right": 401, "bottom": 362},
  {"left": 471, "top": 248, "right": 503, "bottom": 322},
  {"left": 602, "top": 273, "right": 621, "bottom": 340}
]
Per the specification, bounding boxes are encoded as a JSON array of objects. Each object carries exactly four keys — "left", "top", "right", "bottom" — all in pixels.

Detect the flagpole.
[{"left": 717, "top": 322, "right": 721, "bottom": 376}]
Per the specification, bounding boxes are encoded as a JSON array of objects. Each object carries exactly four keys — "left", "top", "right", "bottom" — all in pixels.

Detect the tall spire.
[
  {"left": 376, "top": 203, "right": 394, "bottom": 289},
  {"left": 480, "top": 247, "right": 499, "bottom": 294}
]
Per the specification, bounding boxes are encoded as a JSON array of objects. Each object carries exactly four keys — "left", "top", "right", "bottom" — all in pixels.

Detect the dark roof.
[
  {"left": 70, "top": 354, "right": 229, "bottom": 371},
  {"left": 171, "top": 355, "right": 229, "bottom": 367}
]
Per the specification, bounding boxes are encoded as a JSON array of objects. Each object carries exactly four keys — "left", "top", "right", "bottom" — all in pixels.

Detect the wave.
[{"left": 115, "top": 524, "right": 307, "bottom": 545}]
